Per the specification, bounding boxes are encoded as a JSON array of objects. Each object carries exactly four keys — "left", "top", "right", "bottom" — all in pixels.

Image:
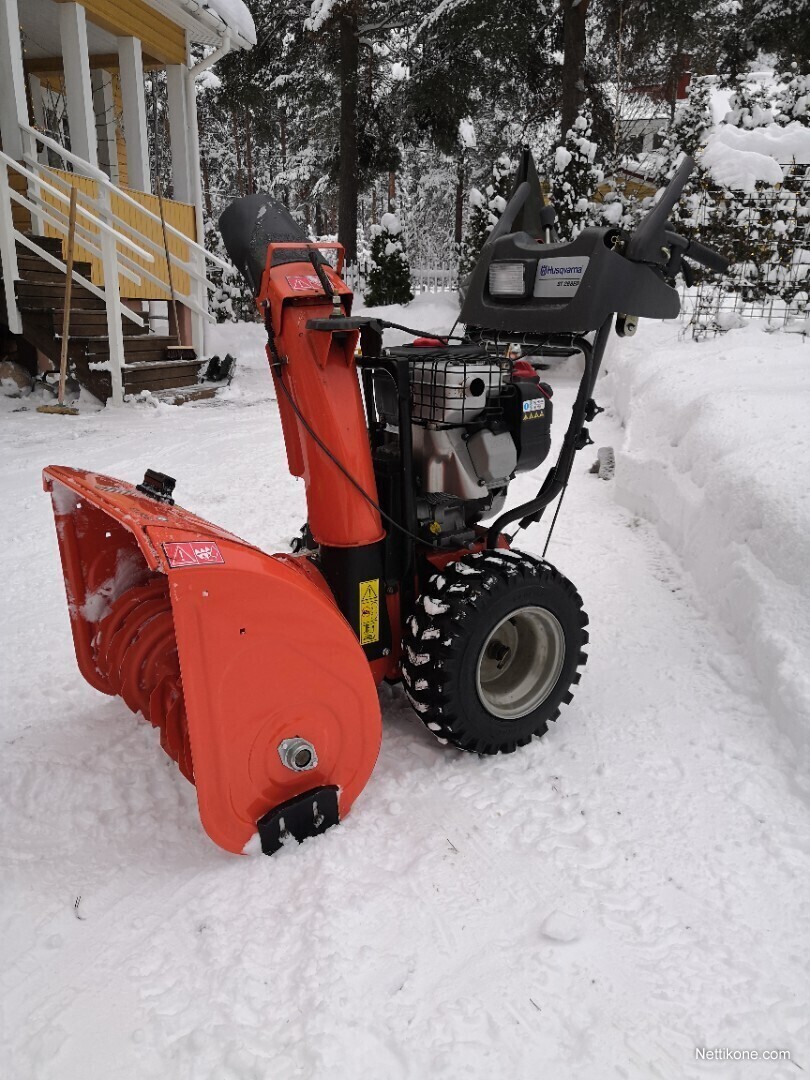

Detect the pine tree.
[
  {"left": 460, "top": 153, "right": 515, "bottom": 275},
  {"left": 551, "top": 104, "right": 603, "bottom": 239},
  {"left": 647, "top": 75, "right": 716, "bottom": 237},
  {"left": 659, "top": 76, "right": 714, "bottom": 177},
  {"left": 204, "top": 217, "right": 256, "bottom": 323},
  {"left": 724, "top": 75, "right": 775, "bottom": 129},
  {"left": 364, "top": 212, "right": 414, "bottom": 306},
  {"left": 720, "top": 0, "right": 810, "bottom": 73},
  {"left": 775, "top": 64, "right": 810, "bottom": 125}
]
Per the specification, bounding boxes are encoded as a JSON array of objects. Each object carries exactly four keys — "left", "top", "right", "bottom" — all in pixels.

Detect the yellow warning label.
[{"left": 359, "top": 578, "right": 380, "bottom": 646}]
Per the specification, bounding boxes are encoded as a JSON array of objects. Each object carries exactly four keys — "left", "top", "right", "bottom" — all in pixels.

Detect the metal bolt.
[
  {"left": 486, "top": 640, "right": 512, "bottom": 670},
  {"left": 278, "top": 737, "right": 318, "bottom": 773}
]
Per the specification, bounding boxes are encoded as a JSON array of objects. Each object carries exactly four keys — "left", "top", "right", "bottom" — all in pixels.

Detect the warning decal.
[
  {"left": 163, "top": 541, "right": 225, "bottom": 568},
  {"left": 359, "top": 578, "right": 380, "bottom": 646},
  {"left": 286, "top": 274, "right": 323, "bottom": 292}
]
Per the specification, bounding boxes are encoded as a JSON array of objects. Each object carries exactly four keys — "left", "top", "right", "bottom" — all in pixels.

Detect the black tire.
[{"left": 401, "top": 549, "right": 588, "bottom": 754}]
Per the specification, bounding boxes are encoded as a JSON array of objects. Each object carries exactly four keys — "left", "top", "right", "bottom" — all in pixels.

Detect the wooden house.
[{"left": 0, "top": 0, "right": 255, "bottom": 402}]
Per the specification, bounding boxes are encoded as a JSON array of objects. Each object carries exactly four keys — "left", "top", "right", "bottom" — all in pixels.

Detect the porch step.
[
  {"left": 17, "top": 254, "right": 94, "bottom": 282},
  {"left": 86, "top": 334, "right": 186, "bottom": 361},
  {"left": 20, "top": 234, "right": 65, "bottom": 257},
  {"left": 51, "top": 308, "right": 149, "bottom": 337},
  {"left": 123, "top": 356, "right": 204, "bottom": 393},
  {"left": 2, "top": 243, "right": 208, "bottom": 402},
  {"left": 16, "top": 280, "right": 105, "bottom": 310}
]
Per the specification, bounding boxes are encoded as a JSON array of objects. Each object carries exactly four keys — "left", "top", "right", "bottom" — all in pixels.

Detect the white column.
[
  {"left": 98, "top": 183, "right": 125, "bottom": 405},
  {"left": 91, "top": 70, "right": 119, "bottom": 183},
  {"left": 117, "top": 36, "right": 150, "bottom": 192},
  {"left": 184, "top": 65, "right": 207, "bottom": 355},
  {"left": 59, "top": 2, "right": 98, "bottom": 169},
  {"left": 166, "top": 63, "right": 193, "bottom": 204},
  {"left": 0, "top": 162, "right": 22, "bottom": 332},
  {"left": 0, "top": 0, "right": 28, "bottom": 160}
]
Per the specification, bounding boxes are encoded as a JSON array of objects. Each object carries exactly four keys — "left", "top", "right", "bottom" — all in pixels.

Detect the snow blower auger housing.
[
  {"left": 42, "top": 465, "right": 381, "bottom": 854},
  {"left": 44, "top": 153, "right": 729, "bottom": 856}
]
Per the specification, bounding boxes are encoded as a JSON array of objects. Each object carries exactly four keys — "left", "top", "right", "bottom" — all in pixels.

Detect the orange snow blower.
[{"left": 44, "top": 153, "right": 728, "bottom": 856}]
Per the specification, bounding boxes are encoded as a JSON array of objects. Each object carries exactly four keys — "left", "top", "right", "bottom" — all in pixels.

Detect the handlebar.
[
  {"left": 684, "top": 237, "right": 730, "bottom": 274},
  {"left": 625, "top": 155, "right": 696, "bottom": 263},
  {"left": 620, "top": 154, "right": 729, "bottom": 279}
]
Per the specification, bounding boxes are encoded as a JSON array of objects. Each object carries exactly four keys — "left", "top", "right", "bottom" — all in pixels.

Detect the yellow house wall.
[{"left": 42, "top": 169, "right": 196, "bottom": 299}]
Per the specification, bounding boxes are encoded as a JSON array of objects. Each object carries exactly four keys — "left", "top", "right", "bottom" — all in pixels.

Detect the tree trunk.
[
  {"left": 560, "top": 0, "right": 590, "bottom": 136},
  {"left": 201, "top": 151, "right": 212, "bottom": 217},
  {"left": 388, "top": 171, "right": 396, "bottom": 211},
  {"left": 338, "top": 10, "right": 360, "bottom": 262},
  {"left": 245, "top": 108, "right": 254, "bottom": 195},
  {"left": 454, "top": 162, "right": 464, "bottom": 248},
  {"left": 231, "top": 108, "right": 244, "bottom": 195},
  {"left": 280, "top": 111, "right": 288, "bottom": 206}
]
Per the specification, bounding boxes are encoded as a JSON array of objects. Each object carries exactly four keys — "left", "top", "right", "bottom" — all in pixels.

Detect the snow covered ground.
[
  {"left": 2, "top": 295, "right": 809, "bottom": 1079},
  {"left": 606, "top": 321, "right": 810, "bottom": 784}
]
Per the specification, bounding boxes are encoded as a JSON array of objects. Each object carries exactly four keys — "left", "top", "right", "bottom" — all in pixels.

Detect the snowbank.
[
  {"left": 702, "top": 121, "right": 810, "bottom": 191},
  {"left": 354, "top": 291, "right": 460, "bottom": 344},
  {"left": 606, "top": 322, "right": 810, "bottom": 777}
]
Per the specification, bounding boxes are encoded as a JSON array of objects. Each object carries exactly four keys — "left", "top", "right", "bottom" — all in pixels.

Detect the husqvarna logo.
[
  {"left": 534, "top": 256, "right": 590, "bottom": 297},
  {"left": 538, "top": 263, "right": 583, "bottom": 277}
]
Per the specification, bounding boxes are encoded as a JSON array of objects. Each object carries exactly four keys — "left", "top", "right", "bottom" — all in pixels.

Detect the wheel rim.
[{"left": 475, "top": 606, "right": 565, "bottom": 720}]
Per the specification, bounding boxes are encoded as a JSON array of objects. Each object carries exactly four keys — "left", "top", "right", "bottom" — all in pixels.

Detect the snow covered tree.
[
  {"left": 460, "top": 154, "right": 515, "bottom": 276},
  {"left": 724, "top": 75, "right": 775, "bottom": 129},
  {"left": 659, "top": 76, "right": 714, "bottom": 178},
  {"left": 364, "top": 212, "right": 414, "bottom": 306},
  {"left": 720, "top": 0, "right": 810, "bottom": 73},
  {"left": 204, "top": 218, "right": 256, "bottom": 323},
  {"left": 551, "top": 104, "right": 603, "bottom": 239},
  {"left": 775, "top": 65, "right": 810, "bottom": 125},
  {"left": 646, "top": 75, "right": 716, "bottom": 238}
]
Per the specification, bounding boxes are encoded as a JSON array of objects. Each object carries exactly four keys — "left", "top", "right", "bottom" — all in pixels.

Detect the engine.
[{"left": 373, "top": 344, "right": 553, "bottom": 544}]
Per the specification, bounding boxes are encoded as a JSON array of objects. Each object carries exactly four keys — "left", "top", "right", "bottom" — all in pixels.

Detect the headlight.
[{"left": 488, "top": 261, "right": 526, "bottom": 297}]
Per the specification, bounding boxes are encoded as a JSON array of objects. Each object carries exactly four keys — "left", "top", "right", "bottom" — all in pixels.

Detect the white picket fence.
[{"left": 343, "top": 260, "right": 458, "bottom": 295}]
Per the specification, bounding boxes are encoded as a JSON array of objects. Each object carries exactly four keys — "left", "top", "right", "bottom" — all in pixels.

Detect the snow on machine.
[{"left": 43, "top": 153, "right": 728, "bottom": 855}]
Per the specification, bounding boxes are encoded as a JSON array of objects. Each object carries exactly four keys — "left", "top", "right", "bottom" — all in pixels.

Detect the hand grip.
[{"left": 686, "top": 238, "right": 729, "bottom": 273}]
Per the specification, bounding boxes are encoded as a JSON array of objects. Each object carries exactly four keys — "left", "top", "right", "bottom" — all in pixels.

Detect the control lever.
[
  {"left": 308, "top": 251, "right": 343, "bottom": 317},
  {"left": 539, "top": 204, "right": 557, "bottom": 244}
]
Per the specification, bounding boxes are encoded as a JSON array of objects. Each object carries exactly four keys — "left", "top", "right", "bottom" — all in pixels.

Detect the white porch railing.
[{"left": 0, "top": 123, "right": 231, "bottom": 404}]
